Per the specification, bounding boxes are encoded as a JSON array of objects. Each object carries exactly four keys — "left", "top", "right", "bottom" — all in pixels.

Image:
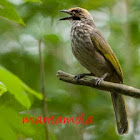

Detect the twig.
[
  {"left": 39, "top": 40, "right": 49, "bottom": 140},
  {"left": 57, "top": 70, "right": 140, "bottom": 98}
]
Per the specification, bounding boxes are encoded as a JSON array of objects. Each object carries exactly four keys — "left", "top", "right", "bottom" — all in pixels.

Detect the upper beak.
[
  {"left": 59, "top": 10, "right": 73, "bottom": 20},
  {"left": 60, "top": 10, "right": 71, "bottom": 14},
  {"left": 60, "top": 10, "right": 72, "bottom": 15}
]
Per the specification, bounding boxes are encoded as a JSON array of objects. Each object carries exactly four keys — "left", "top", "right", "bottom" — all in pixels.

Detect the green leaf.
[
  {"left": 0, "top": 119, "right": 17, "bottom": 140},
  {"left": 0, "top": 82, "right": 7, "bottom": 95},
  {"left": 44, "top": 34, "right": 60, "bottom": 44},
  {"left": 24, "top": 0, "right": 42, "bottom": 4},
  {"left": 23, "top": 83, "right": 43, "bottom": 100},
  {"left": 0, "top": 0, "right": 25, "bottom": 25},
  {"left": 0, "top": 106, "right": 36, "bottom": 140},
  {"left": 0, "top": 66, "right": 42, "bottom": 109},
  {"left": 24, "top": 0, "right": 42, "bottom": 3}
]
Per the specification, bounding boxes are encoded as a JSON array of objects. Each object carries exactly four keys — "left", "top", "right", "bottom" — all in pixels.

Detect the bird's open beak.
[{"left": 59, "top": 10, "right": 73, "bottom": 20}]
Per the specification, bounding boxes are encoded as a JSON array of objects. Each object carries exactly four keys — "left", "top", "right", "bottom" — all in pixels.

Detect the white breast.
[{"left": 70, "top": 21, "right": 112, "bottom": 77}]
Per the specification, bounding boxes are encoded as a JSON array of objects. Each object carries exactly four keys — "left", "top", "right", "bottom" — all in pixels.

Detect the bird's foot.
[
  {"left": 74, "top": 74, "right": 85, "bottom": 80},
  {"left": 74, "top": 73, "right": 94, "bottom": 80},
  {"left": 95, "top": 73, "right": 108, "bottom": 85}
]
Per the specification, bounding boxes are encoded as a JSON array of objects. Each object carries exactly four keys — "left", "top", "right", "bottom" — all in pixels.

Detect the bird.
[{"left": 60, "top": 7, "right": 128, "bottom": 134}]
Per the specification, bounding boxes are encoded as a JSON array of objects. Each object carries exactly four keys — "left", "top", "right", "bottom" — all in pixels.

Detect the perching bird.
[{"left": 60, "top": 7, "right": 128, "bottom": 134}]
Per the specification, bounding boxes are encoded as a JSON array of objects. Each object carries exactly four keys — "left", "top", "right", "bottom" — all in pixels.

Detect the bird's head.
[{"left": 60, "top": 7, "right": 93, "bottom": 21}]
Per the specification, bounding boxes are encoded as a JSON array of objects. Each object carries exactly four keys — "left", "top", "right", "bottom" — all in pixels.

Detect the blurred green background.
[{"left": 0, "top": 0, "right": 140, "bottom": 139}]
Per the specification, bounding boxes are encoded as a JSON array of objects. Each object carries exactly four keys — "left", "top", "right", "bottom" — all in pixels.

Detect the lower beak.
[{"left": 59, "top": 17, "right": 73, "bottom": 20}]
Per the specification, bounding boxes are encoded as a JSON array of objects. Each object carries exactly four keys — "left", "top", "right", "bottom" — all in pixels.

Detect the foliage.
[
  {"left": 0, "top": 66, "right": 42, "bottom": 108},
  {"left": 0, "top": 0, "right": 25, "bottom": 25},
  {"left": 0, "top": 82, "right": 7, "bottom": 95},
  {"left": 0, "top": 0, "right": 139, "bottom": 140}
]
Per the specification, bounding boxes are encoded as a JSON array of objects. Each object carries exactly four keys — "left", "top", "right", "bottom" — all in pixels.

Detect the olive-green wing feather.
[{"left": 90, "top": 29, "right": 123, "bottom": 82}]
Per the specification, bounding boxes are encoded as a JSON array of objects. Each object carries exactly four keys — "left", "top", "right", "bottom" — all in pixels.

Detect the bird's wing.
[{"left": 90, "top": 29, "right": 123, "bottom": 82}]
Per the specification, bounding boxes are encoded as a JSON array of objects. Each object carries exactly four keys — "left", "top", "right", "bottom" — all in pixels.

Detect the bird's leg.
[
  {"left": 95, "top": 73, "right": 108, "bottom": 85},
  {"left": 74, "top": 73, "right": 95, "bottom": 80}
]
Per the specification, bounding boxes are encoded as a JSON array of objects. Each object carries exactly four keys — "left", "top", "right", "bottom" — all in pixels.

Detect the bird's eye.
[{"left": 72, "top": 10, "right": 80, "bottom": 13}]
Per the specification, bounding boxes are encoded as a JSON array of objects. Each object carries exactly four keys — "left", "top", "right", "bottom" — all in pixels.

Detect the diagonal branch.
[{"left": 56, "top": 70, "right": 140, "bottom": 98}]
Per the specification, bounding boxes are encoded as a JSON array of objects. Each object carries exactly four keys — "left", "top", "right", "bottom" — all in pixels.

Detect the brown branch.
[
  {"left": 57, "top": 70, "right": 140, "bottom": 98},
  {"left": 39, "top": 40, "right": 49, "bottom": 140}
]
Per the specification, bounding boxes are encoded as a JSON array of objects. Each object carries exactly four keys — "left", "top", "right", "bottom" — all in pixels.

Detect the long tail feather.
[{"left": 111, "top": 93, "right": 128, "bottom": 134}]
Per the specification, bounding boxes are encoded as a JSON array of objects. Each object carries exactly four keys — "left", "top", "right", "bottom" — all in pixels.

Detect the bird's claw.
[
  {"left": 74, "top": 74, "right": 85, "bottom": 80},
  {"left": 94, "top": 77, "right": 104, "bottom": 85},
  {"left": 94, "top": 73, "right": 108, "bottom": 85}
]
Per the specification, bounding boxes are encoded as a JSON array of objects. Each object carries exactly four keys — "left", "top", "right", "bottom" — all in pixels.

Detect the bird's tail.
[{"left": 111, "top": 92, "right": 128, "bottom": 135}]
